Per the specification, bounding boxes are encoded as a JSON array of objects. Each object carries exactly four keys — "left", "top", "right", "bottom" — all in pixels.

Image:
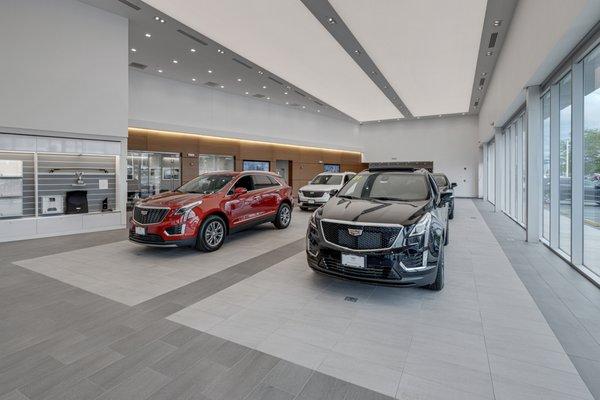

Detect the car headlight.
[
  {"left": 309, "top": 210, "right": 318, "bottom": 228},
  {"left": 408, "top": 214, "right": 431, "bottom": 237},
  {"left": 174, "top": 200, "right": 203, "bottom": 219}
]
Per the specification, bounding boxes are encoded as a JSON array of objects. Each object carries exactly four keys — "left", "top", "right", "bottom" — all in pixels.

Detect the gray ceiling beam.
[{"left": 301, "top": 0, "right": 413, "bottom": 119}]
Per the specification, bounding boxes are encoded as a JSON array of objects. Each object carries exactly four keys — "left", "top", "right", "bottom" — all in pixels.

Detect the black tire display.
[
  {"left": 444, "top": 222, "right": 449, "bottom": 246},
  {"left": 273, "top": 203, "right": 292, "bottom": 229},
  {"left": 196, "top": 215, "right": 226, "bottom": 252},
  {"left": 427, "top": 242, "right": 445, "bottom": 291}
]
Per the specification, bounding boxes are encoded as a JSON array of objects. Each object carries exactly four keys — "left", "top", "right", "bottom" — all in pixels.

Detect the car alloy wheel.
[
  {"left": 274, "top": 204, "right": 292, "bottom": 229},
  {"left": 205, "top": 220, "right": 224, "bottom": 247},
  {"left": 280, "top": 206, "right": 291, "bottom": 226}
]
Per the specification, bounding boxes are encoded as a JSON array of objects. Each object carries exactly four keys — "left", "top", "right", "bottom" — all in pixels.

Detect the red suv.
[{"left": 129, "top": 171, "right": 293, "bottom": 251}]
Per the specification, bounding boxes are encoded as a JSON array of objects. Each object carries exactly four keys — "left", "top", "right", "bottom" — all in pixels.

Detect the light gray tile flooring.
[
  {"left": 475, "top": 199, "right": 600, "bottom": 400},
  {"left": 0, "top": 201, "right": 598, "bottom": 399},
  {"left": 13, "top": 211, "right": 311, "bottom": 305},
  {"left": 169, "top": 200, "right": 594, "bottom": 399}
]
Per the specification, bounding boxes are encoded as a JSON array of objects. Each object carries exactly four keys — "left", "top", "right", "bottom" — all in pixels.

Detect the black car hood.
[{"left": 319, "top": 197, "right": 431, "bottom": 226}]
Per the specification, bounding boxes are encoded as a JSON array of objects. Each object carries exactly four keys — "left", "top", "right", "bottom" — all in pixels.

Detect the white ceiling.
[
  {"left": 330, "top": 0, "right": 487, "bottom": 117},
  {"left": 141, "top": 0, "right": 490, "bottom": 121},
  {"left": 143, "top": 0, "right": 403, "bottom": 122}
]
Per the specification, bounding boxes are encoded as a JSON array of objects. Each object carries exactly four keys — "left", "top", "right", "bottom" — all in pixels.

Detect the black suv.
[
  {"left": 306, "top": 167, "right": 452, "bottom": 290},
  {"left": 432, "top": 173, "right": 457, "bottom": 219}
]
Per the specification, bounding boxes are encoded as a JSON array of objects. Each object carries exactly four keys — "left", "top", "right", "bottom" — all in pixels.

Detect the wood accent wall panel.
[{"left": 127, "top": 128, "right": 363, "bottom": 191}]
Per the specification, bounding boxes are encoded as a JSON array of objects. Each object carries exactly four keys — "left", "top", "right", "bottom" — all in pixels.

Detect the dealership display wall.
[{"left": 128, "top": 128, "right": 366, "bottom": 194}]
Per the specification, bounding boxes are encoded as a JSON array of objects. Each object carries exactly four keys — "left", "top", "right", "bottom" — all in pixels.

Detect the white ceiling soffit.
[
  {"left": 330, "top": 0, "right": 487, "bottom": 117},
  {"left": 141, "top": 0, "right": 402, "bottom": 122}
]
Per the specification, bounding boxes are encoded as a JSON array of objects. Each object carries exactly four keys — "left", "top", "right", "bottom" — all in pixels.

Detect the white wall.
[
  {"left": 0, "top": 0, "right": 128, "bottom": 138},
  {"left": 478, "top": 0, "right": 600, "bottom": 142},
  {"left": 129, "top": 71, "right": 360, "bottom": 151},
  {"left": 359, "top": 116, "right": 480, "bottom": 197}
]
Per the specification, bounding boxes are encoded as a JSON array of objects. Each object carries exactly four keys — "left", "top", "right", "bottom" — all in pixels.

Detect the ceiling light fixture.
[
  {"left": 479, "top": 86, "right": 484, "bottom": 91},
  {"left": 258, "top": 70, "right": 264, "bottom": 75},
  {"left": 237, "top": 78, "right": 242, "bottom": 82},
  {"left": 208, "top": 69, "right": 213, "bottom": 74},
  {"left": 172, "top": 59, "right": 178, "bottom": 64},
  {"left": 245, "top": 91, "right": 249, "bottom": 95},
  {"left": 157, "top": 69, "right": 163, "bottom": 73},
  {"left": 284, "top": 92, "right": 288, "bottom": 95},
  {"left": 219, "top": 85, "right": 225, "bottom": 88},
  {"left": 493, "top": 20, "right": 502, "bottom": 26},
  {"left": 302, "top": 106, "right": 306, "bottom": 109},
  {"left": 154, "top": 16, "right": 165, "bottom": 23},
  {"left": 145, "top": 33, "right": 152, "bottom": 38},
  {"left": 285, "top": 101, "right": 289, "bottom": 105},
  {"left": 354, "top": 49, "right": 361, "bottom": 55},
  {"left": 262, "top": 85, "right": 267, "bottom": 89},
  {"left": 327, "top": 17, "right": 336, "bottom": 24},
  {"left": 266, "top": 97, "right": 270, "bottom": 100},
  {"left": 130, "top": 48, "right": 136, "bottom": 52},
  {"left": 486, "top": 51, "right": 494, "bottom": 56},
  {"left": 192, "top": 78, "right": 197, "bottom": 82},
  {"left": 317, "top": 110, "right": 320, "bottom": 113},
  {"left": 481, "top": 72, "right": 487, "bottom": 76},
  {"left": 217, "top": 49, "right": 225, "bottom": 54},
  {"left": 190, "top": 48, "right": 196, "bottom": 53}
]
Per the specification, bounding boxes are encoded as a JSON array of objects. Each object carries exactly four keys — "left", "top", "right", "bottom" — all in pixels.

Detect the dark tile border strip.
[
  {"left": 134, "top": 238, "right": 306, "bottom": 312},
  {"left": 473, "top": 199, "right": 600, "bottom": 400}
]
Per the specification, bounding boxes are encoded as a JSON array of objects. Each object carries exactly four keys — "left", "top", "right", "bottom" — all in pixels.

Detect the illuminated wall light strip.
[{"left": 128, "top": 127, "right": 362, "bottom": 155}]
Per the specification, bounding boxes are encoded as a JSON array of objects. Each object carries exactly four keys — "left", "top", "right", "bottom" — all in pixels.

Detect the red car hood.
[{"left": 136, "top": 192, "right": 207, "bottom": 209}]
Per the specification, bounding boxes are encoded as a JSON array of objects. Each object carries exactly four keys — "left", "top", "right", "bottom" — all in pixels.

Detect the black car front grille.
[
  {"left": 321, "top": 256, "right": 393, "bottom": 279},
  {"left": 302, "top": 190, "right": 325, "bottom": 198},
  {"left": 133, "top": 206, "right": 169, "bottom": 224},
  {"left": 320, "top": 221, "right": 401, "bottom": 250},
  {"left": 129, "top": 233, "right": 164, "bottom": 243},
  {"left": 400, "top": 250, "right": 424, "bottom": 269}
]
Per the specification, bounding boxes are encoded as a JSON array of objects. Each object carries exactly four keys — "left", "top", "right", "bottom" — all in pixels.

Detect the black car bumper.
[{"left": 128, "top": 232, "right": 196, "bottom": 247}]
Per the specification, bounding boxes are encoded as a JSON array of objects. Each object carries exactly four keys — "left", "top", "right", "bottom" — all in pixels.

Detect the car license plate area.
[
  {"left": 135, "top": 226, "right": 146, "bottom": 235},
  {"left": 341, "top": 253, "right": 365, "bottom": 269}
]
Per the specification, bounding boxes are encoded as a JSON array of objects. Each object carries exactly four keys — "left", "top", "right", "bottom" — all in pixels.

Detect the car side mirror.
[
  {"left": 233, "top": 187, "right": 248, "bottom": 196},
  {"left": 451, "top": 182, "right": 458, "bottom": 188},
  {"left": 329, "top": 189, "right": 339, "bottom": 196},
  {"left": 440, "top": 191, "right": 453, "bottom": 205}
]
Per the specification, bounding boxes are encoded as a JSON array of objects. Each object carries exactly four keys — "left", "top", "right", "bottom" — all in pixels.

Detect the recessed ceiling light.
[
  {"left": 154, "top": 16, "right": 160, "bottom": 21},
  {"left": 479, "top": 86, "right": 484, "bottom": 91},
  {"left": 481, "top": 72, "right": 487, "bottom": 76},
  {"left": 145, "top": 33, "right": 151, "bottom": 38},
  {"left": 262, "top": 85, "right": 267, "bottom": 89},
  {"left": 486, "top": 51, "right": 494, "bottom": 56},
  {"left": 317, "top": 110, "right": 321, "bottom": 113},
  {"left": 219, "top": 85, "right": 225, "bottom": 89},
  {"left": 493, "top": 19, "right": 502, "bottom": 26},
  {"left": 160, "top": 19, "right": 164, "bottom": 23},
  {"left": 157, "top": 69, "right": 163, "bottom": 73},
  {"left": 172, "top": 60, "right": 178, "bottom": 64},
  {"left": 302, "top": 106, "right": 306, "bottom": 109},
  {"left": 237, "top": 78, "right": 242, "bottom": 82},
  {"left": 208, "top": 69, "right": 213, "bottom": 74},
  {"left": 266, "top": 97, "right": 270, "bottom": 100},
  {"left": 190, "top": 48, "right": 196, "bottom": 53},
  {"left": 130, "top": 48, "right": 136, "bottom": 52},
  {"left": 285, "top": 102, "right": 289, "bottom": 105},
  {"left": 245, "top": 91, "right": 249, "bottom": 95},
  {"left": 217, "top": 49, "right": 225, "bottom": 54},
  {"left": 258, "top": 70, "right": 264, "bottom": 75},
  {"left": 192, "top": 78, "right": 196, "bottom": 82},
  {"left": 284, "top": 92, "right": 288, "bottom": 95},
  {"left": 354, "top": 49, "right": 361, "bottom": 54},
  {"left": 327, "top": 17, "right": 336, "bottom": 24}
]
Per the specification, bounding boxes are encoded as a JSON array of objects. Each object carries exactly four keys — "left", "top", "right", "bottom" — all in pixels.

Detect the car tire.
[
  {"left": 449, "top": 203, "right": 454, "bottom": 220},
  {"left": 273, "top": 203, "right": 292, "bottom": 229},
  {"left": 427, "top": 242, "right": 445, "bottom": 291},
  {"left": 196, "top": 215, "right": 226, "bottom": 252},
  {"left": 444, "top": 222, "right": 449, "bottom": 246}
]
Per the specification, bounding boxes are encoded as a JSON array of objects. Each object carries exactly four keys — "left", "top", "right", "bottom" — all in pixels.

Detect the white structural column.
[
  {"left": 482, "top": 143, "right": 489, "bottom": 202},
  {"left": 571, "top": 62, "right": 584, "bottom": 265},
  {"left": 550, "top": 84, "right": 560, "bottom": 248},
  {"left": 494, "top": 127, "right": 503, "bottom": 212},
  {"left": 526, "top": 86, "right": 542, "bottom": 242}
]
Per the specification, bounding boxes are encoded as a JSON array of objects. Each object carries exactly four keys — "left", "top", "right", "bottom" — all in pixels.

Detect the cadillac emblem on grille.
[{"left": 347, "top": 228, "right": 363, "bottom": 236}]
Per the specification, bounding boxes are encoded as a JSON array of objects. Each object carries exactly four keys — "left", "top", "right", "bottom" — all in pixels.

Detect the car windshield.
[
  {"left": 338, "top": 172, "right": 430, "bottom": 201},
  {"left": 177, "top": 174, "right": 233, "bottom": 194},
  {"left": 433, "top": 174, "right": 449, "bottom": 187},
  {"left": 311, "top": 174, "right": 343, "bottom": 185}
]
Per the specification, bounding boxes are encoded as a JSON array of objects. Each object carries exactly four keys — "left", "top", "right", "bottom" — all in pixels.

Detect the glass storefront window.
[
  {"left": 542, "top": 92, "right": 551, "bottom": 240},
  {"left": 559, "top": 73, "right": 572, "bottom": 254},
  {"left": 583, "top": 45, "right": 600, "bottom": 276},
  {"left": 126, "top": 152, "right": 180, "bottom": 204}
]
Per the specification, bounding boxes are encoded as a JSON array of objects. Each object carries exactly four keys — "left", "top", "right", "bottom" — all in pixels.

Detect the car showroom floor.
[{"left": 0, "top": 200, "right": 598, "bottom": 400}]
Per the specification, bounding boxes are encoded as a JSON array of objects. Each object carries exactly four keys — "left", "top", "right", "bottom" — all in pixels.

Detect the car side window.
[
  {"left": 233, "top": 175, "right": 254, "bottom": 192},
  {"left": 343, "top": 174, "right": 353, "bottom": 184},
  {"left": 252, "top": 174, "right": 276, "bottom": 189},
  {"left": 267, "top": 176, "right": 282, "bottom": 186}
]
